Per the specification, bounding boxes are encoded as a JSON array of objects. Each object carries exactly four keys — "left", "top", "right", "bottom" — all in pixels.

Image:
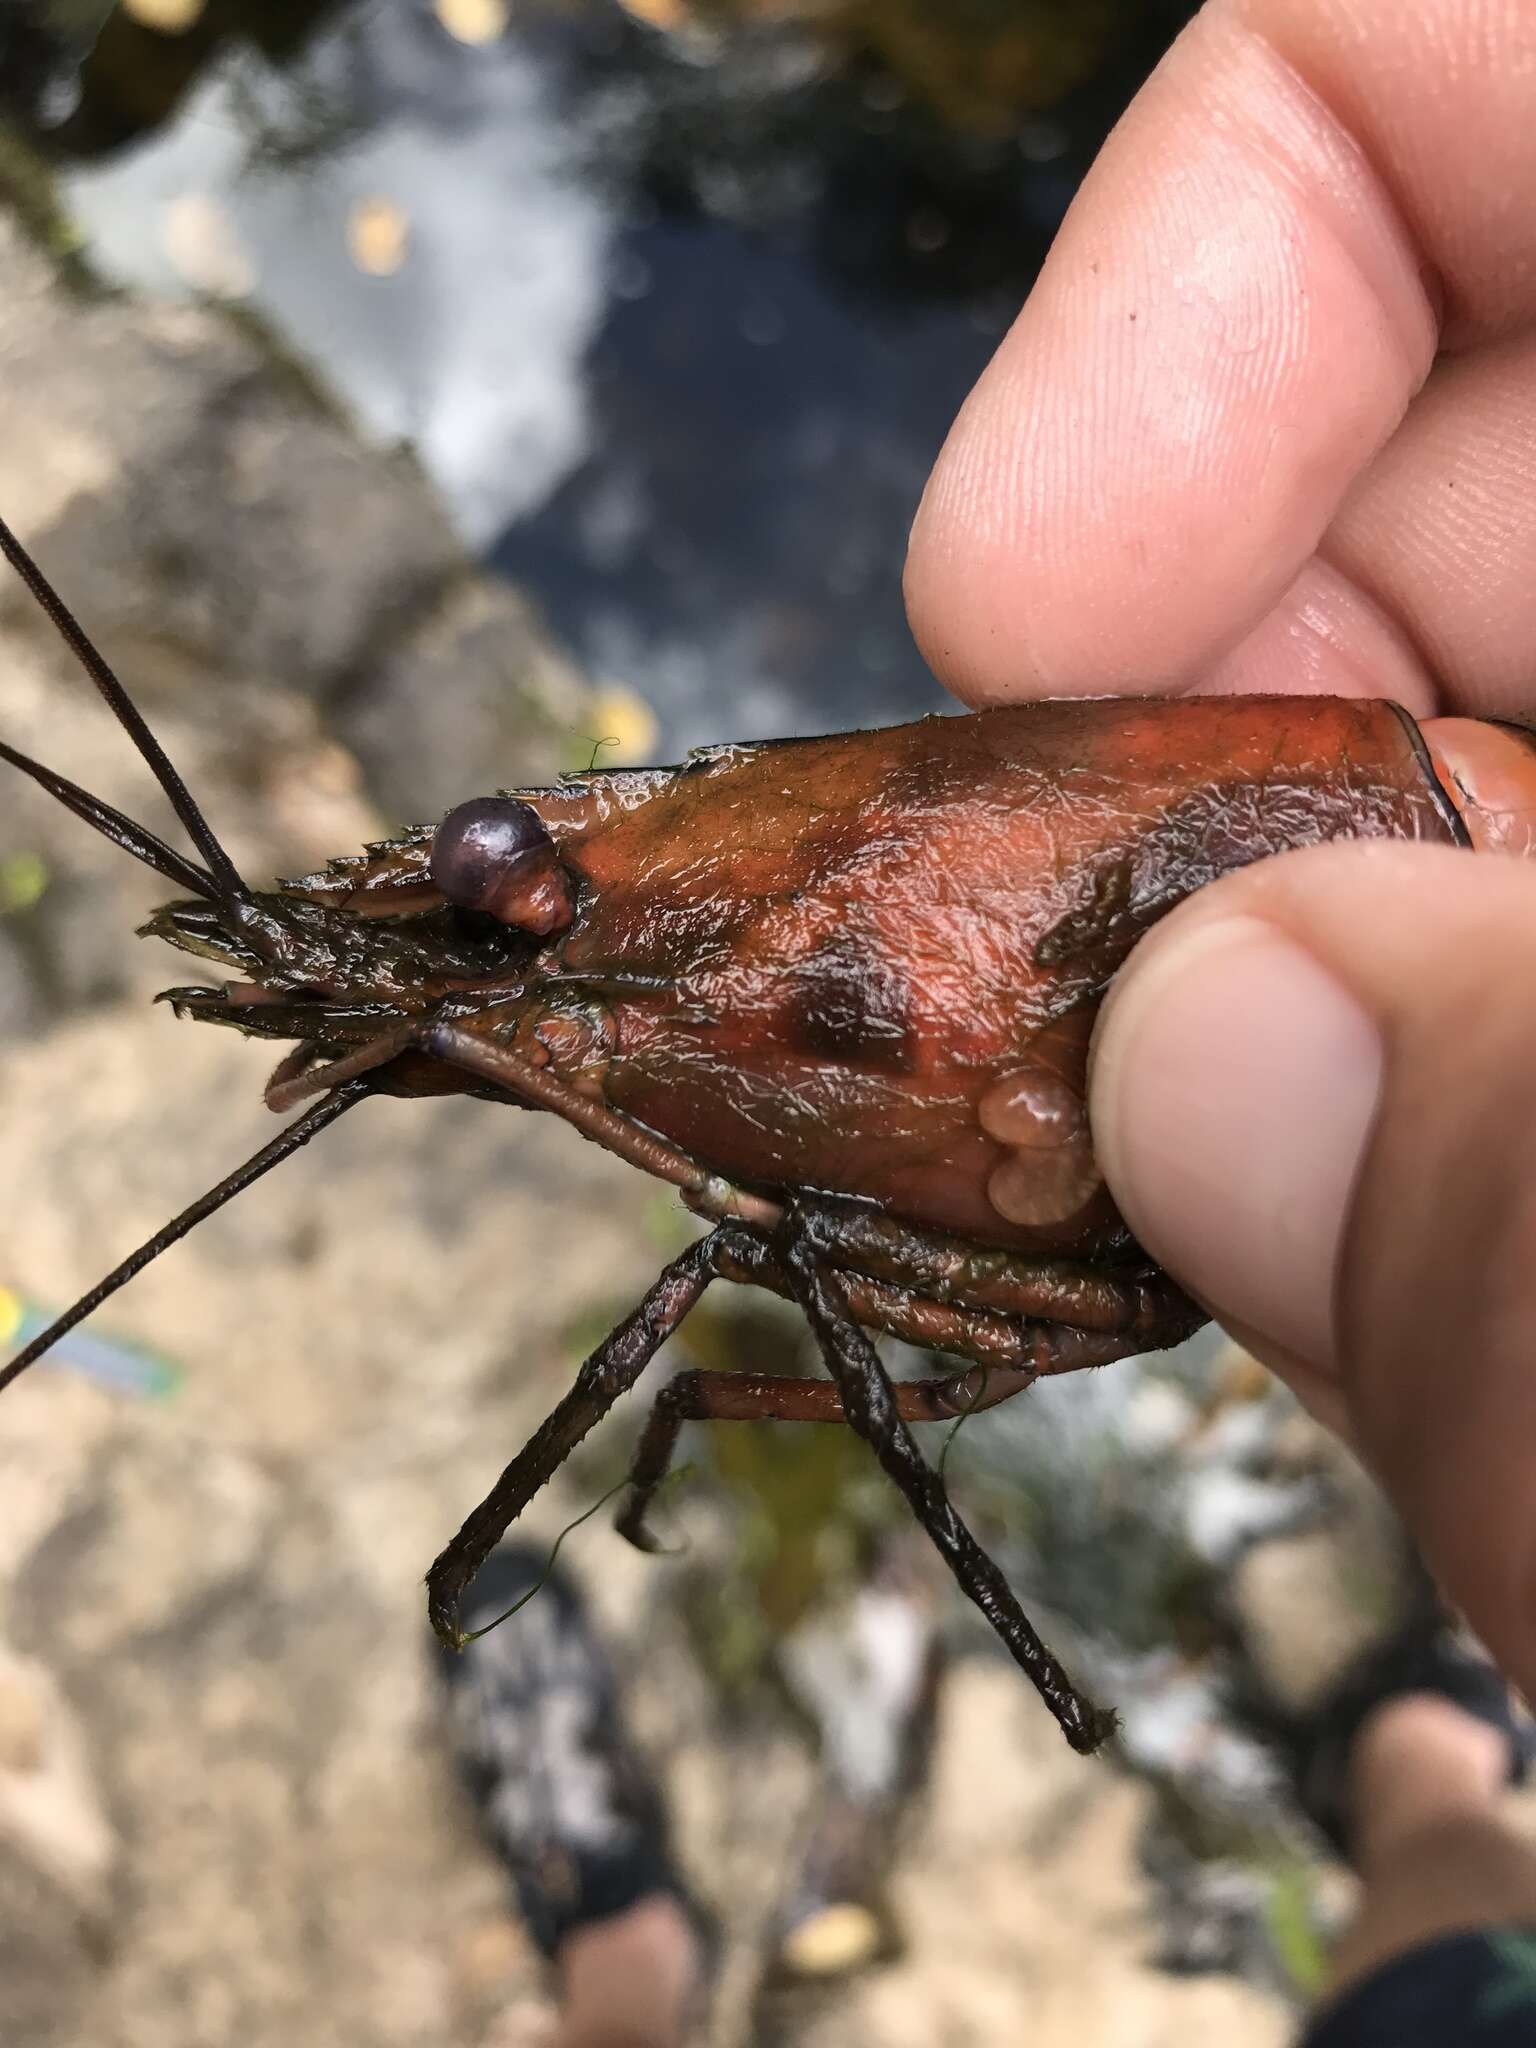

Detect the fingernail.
[{"left": 1090, "top": 915, "right": 1383, "bottom": 1370}]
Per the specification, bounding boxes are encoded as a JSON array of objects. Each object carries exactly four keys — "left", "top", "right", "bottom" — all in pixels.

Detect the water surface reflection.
[{"left": 24, "top": 0, "right": 1193, "bottom": 747}]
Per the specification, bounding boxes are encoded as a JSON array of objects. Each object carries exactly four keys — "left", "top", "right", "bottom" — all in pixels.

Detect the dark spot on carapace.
[
  {"left": 1033, "top": 856, "right": 1136, "bottom": 968},
  {"left": 784, "top": 933, "right": 916, "bottom": 1072},
  {"left": 1032, "top": 780, "right": 1341, "bottom": 972}
]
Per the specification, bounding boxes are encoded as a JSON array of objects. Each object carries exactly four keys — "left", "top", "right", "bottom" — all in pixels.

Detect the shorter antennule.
[
  {"left": 0, "top": 738, "right": 219, "bottom": 900},
  {"left": 0, "top": 1082, "right": 367, "bottom": 1397},
  {"left": 0, "top": 511, "right": 250, "bottom": 904}
]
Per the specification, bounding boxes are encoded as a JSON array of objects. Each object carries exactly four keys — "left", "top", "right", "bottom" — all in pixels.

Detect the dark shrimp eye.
[
  {"left": 430, "top": 797, "right": 547, "bottom": 907},
  {"left": 430, "top": 796, "right": 574, "bottom": 937}
]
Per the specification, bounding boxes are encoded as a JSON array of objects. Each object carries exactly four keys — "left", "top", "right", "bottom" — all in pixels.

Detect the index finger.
[{"left": 904, "top": 0, "right": 1536, "bottom": 708}]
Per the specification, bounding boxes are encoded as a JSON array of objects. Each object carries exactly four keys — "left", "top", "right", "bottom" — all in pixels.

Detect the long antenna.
[
  {"left": 0, "top": 737, "right": 218, "bottom": 900},
  {"left": 0, "top": 1081, "right": 367, "bottom": 1396},
  {"left": 0, "top": 511, "right": 250, "bottom": 904}
]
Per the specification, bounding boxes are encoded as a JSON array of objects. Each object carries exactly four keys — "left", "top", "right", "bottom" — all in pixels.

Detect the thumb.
[{"left": 1090, "top": 840, "right": 1536, "bottom": 1695}]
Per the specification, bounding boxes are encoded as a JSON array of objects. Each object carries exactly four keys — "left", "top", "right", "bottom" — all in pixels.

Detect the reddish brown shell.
[{"left": 292, "top": 696, "right": 1463, "bottom": 1257}]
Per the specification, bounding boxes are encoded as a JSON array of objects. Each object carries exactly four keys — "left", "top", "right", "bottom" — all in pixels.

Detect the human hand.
[{"left": 904, "top": 0, "right": 1536, "bottom": 1697}]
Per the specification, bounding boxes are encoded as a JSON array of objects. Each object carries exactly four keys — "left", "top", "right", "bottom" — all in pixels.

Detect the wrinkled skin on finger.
[
  {"left": 905, "top": 0, "right": 1536, "bottom": 719},
  {"left": 1089, "top": 846, "right": 1536, "bottom": 1709}
]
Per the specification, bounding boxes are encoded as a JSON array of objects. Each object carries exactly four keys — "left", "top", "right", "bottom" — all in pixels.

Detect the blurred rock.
[
  {"left": 0, "top": 208, "right": 455, "bottom": 699},
  {"left": 0, "top": 204, "right": 587, "bottom": 1022},
  {"left": 337, "top": 570, "right": 587, "bottom": 826},
  {"left": 0, "top": 920, "right": 45, "bottom": 1038},
  {"left": 774, "top": 1664, "right": 1291, "bottom": 2048},
  {"left": 0, "top": 1645, "right": 115, "bottom": 1908},
  {"left": 0, "top": 1643, "right": 115, "bottom": 2047},
  {"left": 0, "top": 999, "right": 661, "bottom": 2048},
  {"left": 0, "top": 1842, "right": 105, "bottom": 2047},
  {"left": 1228, "top": 1467, "right": 1411, "bottom": 1719}
]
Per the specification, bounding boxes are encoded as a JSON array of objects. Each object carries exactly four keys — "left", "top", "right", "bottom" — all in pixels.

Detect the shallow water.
[{"left": 25, "top": 0, "right": 1190, "bottom": 750}]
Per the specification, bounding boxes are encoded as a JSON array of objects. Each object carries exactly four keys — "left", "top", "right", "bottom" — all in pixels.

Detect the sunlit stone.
[
  {"left": 161, "top": 193, "right": 256, "bottom": 299},
  {"left": 122, "top": 0, "right": 205, "bottom": 31},
  {"left": 347, "top": 197, "right": 410, "bottom": 278},
  {"left": 434, "top": 0, "right": 509, "bottom": 45},
  {"left": 588, "top": 684, "right": 659, "bottom": 764}
]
